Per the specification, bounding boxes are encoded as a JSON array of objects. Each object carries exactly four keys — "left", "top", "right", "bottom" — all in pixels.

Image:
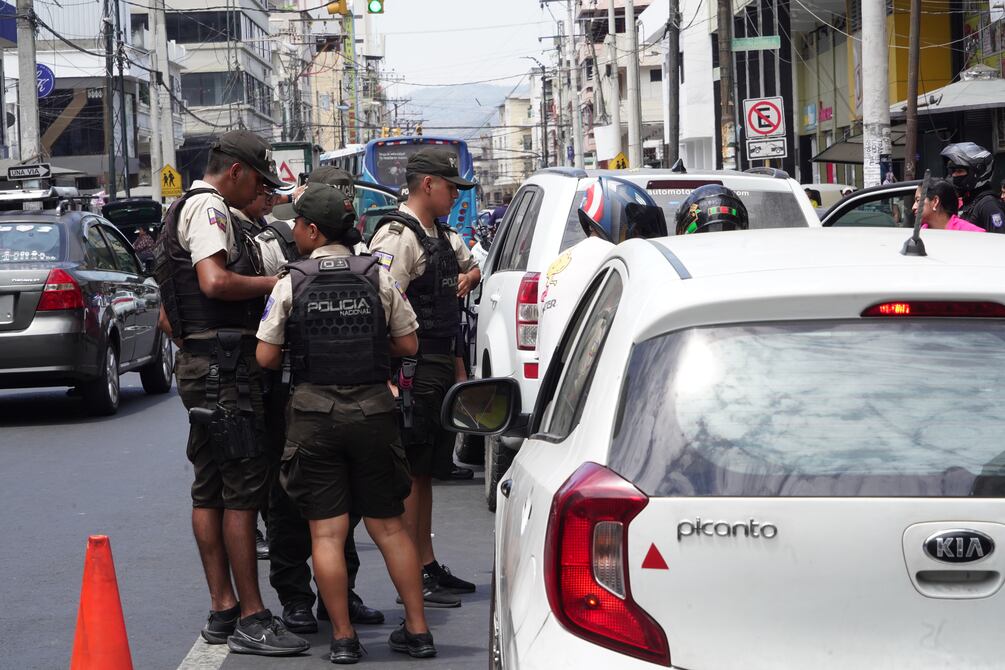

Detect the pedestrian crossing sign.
[
  {"left": 161, "top": 164, "right": 182, "bottom": 198},
  {"left": 611, "top": 152, "right": 629, "bottom": 170}
]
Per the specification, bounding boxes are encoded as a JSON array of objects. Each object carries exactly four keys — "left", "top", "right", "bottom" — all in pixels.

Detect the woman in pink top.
[{"left": 912, "top": 178, "right": 986, "bottom": 232}]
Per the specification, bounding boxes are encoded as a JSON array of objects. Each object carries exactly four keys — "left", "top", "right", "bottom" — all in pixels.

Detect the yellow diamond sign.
[
  {"left": 611, "top": 152, "right": 629, "bottom": 170},
  {"left": 160, "top": 164, "right": 182, "bottom": 197}
]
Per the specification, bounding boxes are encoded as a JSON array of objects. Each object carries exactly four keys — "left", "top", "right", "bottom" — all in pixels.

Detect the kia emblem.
[{"left": 924, "top": 529, "right": 995, "bottom": 563}]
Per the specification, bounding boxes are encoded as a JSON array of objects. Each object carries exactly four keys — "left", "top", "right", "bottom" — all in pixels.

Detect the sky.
[{"left": 368, "top": 0, "right": 557, "bottom": 92}]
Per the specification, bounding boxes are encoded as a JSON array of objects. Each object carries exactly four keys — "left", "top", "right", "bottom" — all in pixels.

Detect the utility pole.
[
  {"left": 115, "top": 0, "right": 131, "bottom": 197},
  {"left": 149, "top": 0, "right": 162, "bottom": 201},
  {"left": 716, "top": 0, "right": 737, "bottom": 170},
  {"left": 862, "top": 0, "right": 890, "bottom": 187},
  {"left": 155, "top": 0, "right": 174, "bottom": 190},
  {"left": 540, "top": 65, "right": 549, "bottom": 168},
  {"left": 103, "top": 0, "right": 116, "bottom": 197},
  {"left": 565, "top": 0, "right": 583, "bottom": 169},
  {"left": 626, "top": 0, "right": 643, "bottom": 168},
  {"left": 554, "top": 40, "right": 567, "bottom": 166},
  {"left": 666, "top": 4, "right": 680, "bottom": 167},
  {"left": 904, "top": 0, "right": 921, "bottom": 180},
  {"left": 16, "top": 0, "right": 41, "bottom": 182},
  {"left": 606, "top": 0, "right": 622, "bottom": 160}
]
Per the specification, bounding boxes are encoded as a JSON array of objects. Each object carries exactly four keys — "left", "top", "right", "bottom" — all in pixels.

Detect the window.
[
  {"left": 493, "top": 190, "right": 533, "bottom": 272},
  {"left": 165, "top": 11, "right": 238, "bottom": 44},
  {"left": 84, "top": 224, "right": 116, "bottom": 270},
  {"left": 508, "top": 190, "right": 541, "bottom": 271},
  {"left": 828, "top": 191, "right": 916, "bottom": 228},
  {"left": 0, "top": 222, "right": 63, "bottom": 262},
  {"left": 650, "top": 68, "right": 663, "bottom": 83},
  {"left": 100, "top": 226, "right": 141, "bottom": 274},
  {"left": 539, "top": 271, "right": 623, "bottom": 438},
  {"left": 181, "top": 72, "right": 243, "bottom": 107}
]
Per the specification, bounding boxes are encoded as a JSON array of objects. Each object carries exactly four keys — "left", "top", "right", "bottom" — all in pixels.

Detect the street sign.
[
  {"left": 8, "top": 163, "right": 51, "bottom": 180},
  {"left": 610, "top": 151, "right": 629, "bottom": 170},
  {"left": 743, "top": 97, "right": 785, "bottom": 138},
  {"left": 746, "top": 137, "right": 788, "bottom": 160},
  {"left": 277, "top": 161, "right": 297, "bottom": 184},
  {"left": 36, "top": 64, "right": 55, "bottom": 99},
  {"left": 732, "top": 36, "right": 781, "bottom": 52},
  {"left": 160, "top": 164, "right": 182, "bottom": 197}
]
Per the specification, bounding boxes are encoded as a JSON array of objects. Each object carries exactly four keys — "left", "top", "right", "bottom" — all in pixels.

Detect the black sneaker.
[
  {"left": 255, "top": 529, "right": 269, "bottom": 561},
  {"left": 427, "top": 561, "right": 476, "bottom": 594},
  {"left": 388, "top": 623, "right": 437, "bottom": 658},
  {"left": 396, "top": 571, "right": 461, "bottom": 608},
  {"left": 330, "top": 634, "right": 366, "bottom": 665},
  {"left": 227, "top": 609, "right": 310, "bottom": 656},
  {"left": 201, "top": 603, "right": 240, "bottom": 644}
]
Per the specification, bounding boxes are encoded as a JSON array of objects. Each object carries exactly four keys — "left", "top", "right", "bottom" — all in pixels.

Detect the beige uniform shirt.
[
  {"left": 367, "top": 203, "right": 477, "bottom": 292},
  {"left": 178, "top": 180, "right": 242, "bottom": 265},
  {"left": 257, "top": 243, "right": 418, "bottom": 345},
  {"left": 255, "top": 216, "right": 370, "bottom": 277}
]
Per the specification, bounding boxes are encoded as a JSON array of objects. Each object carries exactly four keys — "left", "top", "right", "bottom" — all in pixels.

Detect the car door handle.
[{"left": 500, "top": 479, "right": 512, "bottom": 498}]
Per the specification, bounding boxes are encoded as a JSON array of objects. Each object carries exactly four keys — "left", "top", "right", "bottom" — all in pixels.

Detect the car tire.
[
  {"left": 484, "top": 435, "right": 513, "bottom": 513},
  {"left": 140, "top": 332, "right": 174, "bottom": 394},
  {"left": 82, "top": 342, "right": 120, "bottom": 416}
]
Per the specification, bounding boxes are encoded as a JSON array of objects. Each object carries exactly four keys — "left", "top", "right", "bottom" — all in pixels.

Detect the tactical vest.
[
  {"left": 152, "top": 188, "right": 264, "bottom": 339},
  {"left": 375, "top": 212, "right": 459, "bottom": 342},
  {"left": 286, "top": 254, "right": 390, "bottom": 385},
  {"left": 259, "top": 221, "right": 299, "bottom": 263}
]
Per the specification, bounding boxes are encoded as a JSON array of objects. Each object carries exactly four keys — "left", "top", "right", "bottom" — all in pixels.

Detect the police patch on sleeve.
[
  {"left": 374, "top": 250, "right": 394, "bottom": 270},
  {"left": 261, "top": 295, "right": 275, "bottom": 321},
  {"left": 207, "top": 208, "right": 228, "bottom": 231}
]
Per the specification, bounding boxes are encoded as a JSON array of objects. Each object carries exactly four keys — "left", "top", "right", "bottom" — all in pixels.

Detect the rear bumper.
[
  {"left": 515, "top": 614, "right": 672, "bottom": 669},
  {"left": 0, "top": 312, "right": 99, "bottom": 387}
]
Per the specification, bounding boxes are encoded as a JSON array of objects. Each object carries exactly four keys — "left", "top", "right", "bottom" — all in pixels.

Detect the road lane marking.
[{"left": 177, "top": 638, "right": 228, "bottom": 670}]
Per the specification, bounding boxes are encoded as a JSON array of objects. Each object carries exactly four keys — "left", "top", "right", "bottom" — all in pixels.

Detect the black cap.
[
  {"left": 272, "top": 183, "right": 356, "bottom": 238},
  {"left": 406, "top": 148, "right": 474, "bottom": 190},
  {"left": 308, "top": 166, "right": 356, "bottom": 199},
  {"left": 212, "top": 130, "right": 284, "bottom": 189}
]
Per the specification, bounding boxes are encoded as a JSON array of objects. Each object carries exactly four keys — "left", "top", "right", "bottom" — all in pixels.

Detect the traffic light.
[
  {"left": 326, "top": 0, "right": 349, "bottom": 15},
  {"left": 367, "top": 0, "right": 384, "bottom": 13}
]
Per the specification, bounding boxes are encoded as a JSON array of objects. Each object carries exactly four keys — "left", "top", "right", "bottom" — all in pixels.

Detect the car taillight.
[
  {"left": 861, "top": 301, "right": 1005, "bottom": 317},
  {"left": 523, "top": 362, "right": 538, "bottom": 379},
  {"left": 544, "top": 462, "right": 670, "bottom": 666},
  {"left": 516, "top": 272, "right": 539, "bottom": 351},
  {"left": 37, "top": 268, "right": 84, "bottom": 311}
]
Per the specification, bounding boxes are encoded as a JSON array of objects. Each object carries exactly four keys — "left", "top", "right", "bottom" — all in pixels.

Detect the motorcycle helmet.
[
  {"left": 674, "top": 184, "right": 749, "bottom": 236},
  {"left": 576, "top": 177, "right": 668, "bottom": 242},
  {"left": 941, "top": 142, "right": 994, "bottom": 198}
]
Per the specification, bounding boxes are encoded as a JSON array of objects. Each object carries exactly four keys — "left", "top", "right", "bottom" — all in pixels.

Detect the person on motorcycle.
[
  {"left": 940, "top": 142, "right": 1005, "bottom": 233},
  {"left": 674, "top": 184, "right": 750, "bottom": 235}
]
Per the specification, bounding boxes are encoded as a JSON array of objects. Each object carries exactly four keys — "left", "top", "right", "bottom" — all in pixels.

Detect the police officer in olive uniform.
[
  {"left": 153, "top": 130, "right": 310, "bottom": 655},
  {"left": 256, "top": 183, "right": 437, "bottom": 663},
  {"left": 260, "top": 169, "right": 385, "bottom": 634},
  {"left": 368, "top": 148, "right": 481, "bottom": 607}
]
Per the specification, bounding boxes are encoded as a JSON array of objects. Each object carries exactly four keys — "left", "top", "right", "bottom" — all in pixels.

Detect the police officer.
[
  {"left": 261, "top": 170, "right": 385, "bottom": 634},
  {"left": 153, "top": 130, "right": 310, "bottom": 655},
  {"left": 941, "top": 142, "right": 1005, "bottom": 233},
  {"left": 369, "top": 148, "right": 481, "bottom": 607},
  {"left": 674, "top": 184, "right": 750, "bottom": 235},
  {"left": 256, "top": 183, "right": 436, "bottom": 663}
]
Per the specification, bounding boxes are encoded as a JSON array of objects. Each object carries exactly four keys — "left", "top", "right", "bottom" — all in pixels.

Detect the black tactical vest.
[
  {"left": 152, "top": 187, "right": 264, "bottom": 339},
  {"left": 286, "top": 254, "right": 390, "bottom": 385},
  {"left": 259, "top": 221, "right": 299, "bottom": 262},
  {"left": 375, "top": 212, "right": 459, "bottom": 342}
]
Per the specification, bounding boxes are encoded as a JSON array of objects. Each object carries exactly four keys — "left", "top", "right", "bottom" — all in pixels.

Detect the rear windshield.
[
  {"left": 0, "top": 222, "right": 64, "bottom": 262},
  {"left": 610, "top": 321, "right": 1005, "bottom": 497}
]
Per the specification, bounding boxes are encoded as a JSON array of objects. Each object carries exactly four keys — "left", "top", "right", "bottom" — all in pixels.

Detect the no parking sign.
[{"left": 743, "top": 97, "right": 785, "bottom": 138}]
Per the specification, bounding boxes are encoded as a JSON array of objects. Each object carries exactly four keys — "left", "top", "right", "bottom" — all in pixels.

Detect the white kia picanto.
[{"left": 444, "top": 226, "right": 1005, "bottom": 669}]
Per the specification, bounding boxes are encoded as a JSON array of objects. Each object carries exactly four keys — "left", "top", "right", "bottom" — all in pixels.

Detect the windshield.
[
  {"left": 372, "top": 143, "right": 461, "bottom": 188},
  {"left": 0, "top": 222, "right": 64, "bottom": 262},
  {"left": 610, "top": 321, "right": 1005, "bottom": 497}
]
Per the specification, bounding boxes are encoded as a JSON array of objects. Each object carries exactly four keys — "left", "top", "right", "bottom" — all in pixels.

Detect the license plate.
[{"left": 0, "top": 294, "right": 13, "bottom": 324}]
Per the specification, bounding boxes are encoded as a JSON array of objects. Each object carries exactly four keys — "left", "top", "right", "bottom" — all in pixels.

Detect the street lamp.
[{"left": 522, "top": 56, "right": 550, "bottom": 168}]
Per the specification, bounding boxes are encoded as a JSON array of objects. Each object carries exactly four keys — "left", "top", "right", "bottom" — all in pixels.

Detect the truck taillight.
[
  {"left": 37, "top": 268, "right": 84, "bottom": 311},
  {"left": 516, "top": 272, "right": 539, "bottom": 351},
  {"left": 544, "top": 463, "right": 670, "bottom": 666}
]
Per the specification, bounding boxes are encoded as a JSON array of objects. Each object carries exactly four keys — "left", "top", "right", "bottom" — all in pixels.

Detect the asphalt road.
[{"left": 0, "top": 374, "right": 494, "bottom": 670}]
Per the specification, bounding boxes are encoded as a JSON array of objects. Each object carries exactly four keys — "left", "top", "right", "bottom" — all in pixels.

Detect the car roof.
[{"left": 0, "top": 210, "right": 88, "bottom": 226}]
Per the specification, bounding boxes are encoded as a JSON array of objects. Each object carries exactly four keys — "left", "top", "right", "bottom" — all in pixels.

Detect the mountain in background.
[{"left": 399, "top": 83, "right": 530, "bottom": 141}]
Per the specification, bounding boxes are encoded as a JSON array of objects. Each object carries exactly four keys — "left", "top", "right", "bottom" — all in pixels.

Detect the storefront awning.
[
  {"left": 811, "top": 125, "right": 907, "bottom": 164},
  {"left": 891, "top": 65, "right": 1005, "bottom": 118}
]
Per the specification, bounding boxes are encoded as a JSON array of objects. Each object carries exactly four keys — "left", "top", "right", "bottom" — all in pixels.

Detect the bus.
[
  {"left": 362, "top": 136, "right": 479, "bottom": 246},
  {"left": 319, "top": 144, "right": 366, "bottom": 176}
]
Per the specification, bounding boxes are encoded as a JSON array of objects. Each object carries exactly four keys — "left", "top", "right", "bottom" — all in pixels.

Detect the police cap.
[
  {"left": 212, "top": 130, "right": 284, "bottom": 189},
  {"left": 406, "top": 148, "right": 474, "bottom": 190},
  {"left": 272, "top": 183, "right": 356, "bottom": 239}
]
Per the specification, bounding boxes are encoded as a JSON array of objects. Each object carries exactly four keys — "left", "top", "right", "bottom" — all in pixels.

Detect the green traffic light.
[{"left": 367, "top": 0, "right": 383, "bottom": 12}]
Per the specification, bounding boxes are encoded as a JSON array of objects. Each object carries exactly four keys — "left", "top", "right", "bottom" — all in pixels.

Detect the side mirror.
[{"left": 441, "top": 377, "right": 526, "bottom": 437}]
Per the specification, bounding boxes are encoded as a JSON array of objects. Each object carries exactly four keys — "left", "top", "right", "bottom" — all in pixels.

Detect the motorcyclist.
[
  {"left": 674, "top": 184, "right": 750, "bottom": 235},
  {"left": 940, "top": 142, "right": 1005, "bottom": 233}
]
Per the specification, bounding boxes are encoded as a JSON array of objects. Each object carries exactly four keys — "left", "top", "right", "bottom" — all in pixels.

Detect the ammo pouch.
[{"left": 185, "top": 329, "right": 264, "bottom": 462}]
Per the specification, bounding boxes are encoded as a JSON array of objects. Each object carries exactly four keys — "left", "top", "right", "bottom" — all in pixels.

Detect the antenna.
[{"left": 901, "top": 169, "right": 930, "bottom": 257}]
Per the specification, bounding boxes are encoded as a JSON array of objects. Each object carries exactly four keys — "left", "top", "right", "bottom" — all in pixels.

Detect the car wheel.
[
  {"left": 140, "top": 332, "right": 174, "bottom": 394},
  {"left": 83, "top": 343, "right": 120, "bottom": 416},
  {"left": 489, "top": 564, "right": 502, "bottom": 670},
  {"left": 485, "top": 435, "right": 513, "bottom": 513}
]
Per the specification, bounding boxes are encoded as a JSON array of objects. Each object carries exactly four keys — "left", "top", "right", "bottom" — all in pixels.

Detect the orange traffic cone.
[{"left": 70, "top": 535, "right": 134, "bottom": 670}]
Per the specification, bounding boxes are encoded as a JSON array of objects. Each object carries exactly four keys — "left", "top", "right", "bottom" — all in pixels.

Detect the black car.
[{"left": 0, "top": 209, "right": 172, "bottom": 415}]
